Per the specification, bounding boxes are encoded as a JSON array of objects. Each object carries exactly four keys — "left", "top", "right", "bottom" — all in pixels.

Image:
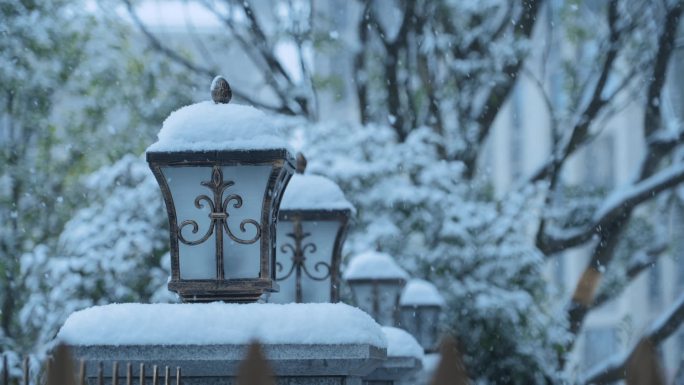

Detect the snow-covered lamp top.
[
  {"left": 400, "top": 279, "right": 445, "bottom": 307},
  {"left": 280, "top": 173, "right": 355, "bottom": 213},
  {"left": 381, "top": 327, "right": 424, "bottom": 360},
  {"left": 146, "top": 102, "right": 291, "bottom": 152},
  {"left": 343, "top": 250, "right": 409, "bottom": 281},
  {"left": 145, "top": 76, "right": 295, "bottom": 303}
]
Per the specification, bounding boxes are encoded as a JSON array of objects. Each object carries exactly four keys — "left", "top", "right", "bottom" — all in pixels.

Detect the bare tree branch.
[
  {"left": 591, "top": 245, "right": 667, "bottom": 309},
  {"left": 563, "top": 1, "right": 684, "bottom": 362},
  {"left": 583, "top": 292, "right": 684, "bottom": 385},
  {"left": 539, "top": 163, "right": 684, "bottom": 255},
  {"left": 123, "top": 0, "right": 291, "bottom": 114}
]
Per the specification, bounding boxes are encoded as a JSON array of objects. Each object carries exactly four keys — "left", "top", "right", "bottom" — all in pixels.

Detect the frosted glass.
[
  {"left": 271, "top": 220, "right": 341, "bottom": 303},
  {"left": 220, "top": 165, "right": 271, "bottom": 279},
  {"left": 162, "top": 165, "right": 271, "bottom": 280},
  {"left": 350, "top": 281, "right": 403, "bottom": 326},
  {"left": 163, "top": 166, "right": 215, "bottom": 279},
  {"left": 400, "top": 306, "right": 441, "bottom": 350}
]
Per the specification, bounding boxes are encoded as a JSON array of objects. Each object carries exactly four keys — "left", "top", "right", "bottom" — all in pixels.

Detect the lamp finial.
[
  {"left": 211, "top": 76, "right": 232, "bottom": 104},
  {"left": 295, "top": 152, "right": 307, "bottom": 174}
]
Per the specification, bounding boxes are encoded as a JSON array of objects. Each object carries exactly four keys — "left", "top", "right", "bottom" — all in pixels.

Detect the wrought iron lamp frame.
[
  {"left": 147, "top": 149, "right": 294, "bottom": 303},
  {"left": 276, "top": 208, "right": 351, "bottom": 303},
  {"left": 399, "top": 303, "right": 443, "bottom": 353},
  {"left": 346, "top": 277, "right": 407, "bottom": 326}
]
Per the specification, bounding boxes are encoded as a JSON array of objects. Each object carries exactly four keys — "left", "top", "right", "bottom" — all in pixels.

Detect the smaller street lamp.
[
  {"left": 269, "top": 154, "right": 355, "bottom": 303},
  {"left": 399, "top": 279, "right": 445, "bottom": 352},
  {"left": 343, "top": 251, "right": 408, "bottom": 326},
  {"left": 146, "top": 76, "right": 295, "bottom": 303}
]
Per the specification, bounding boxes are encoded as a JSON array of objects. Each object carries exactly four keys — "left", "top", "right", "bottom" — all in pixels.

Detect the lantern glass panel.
[
  {"left": 271, "top": 219, "right": 342, "bottom": 303},
  {"left": 376, "top": 281, "right": 403, "bottom": 326},
  {"left": 350, "top": 280, "right": 404, "bottom": 326},
  {"left": 399, "top": 305, "right": 441, "bottom": 350},
  {"left": 162, "top": 164, "right": 272, "bottom": 279}
]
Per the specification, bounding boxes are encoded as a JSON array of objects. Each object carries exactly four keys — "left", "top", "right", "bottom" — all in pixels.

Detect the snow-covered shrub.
[
  {"left": 301, "top": 122, "right": 568, "bottom": 383},
  {"left": 19, "top": 155, "right": 174, "bottom": 349}
]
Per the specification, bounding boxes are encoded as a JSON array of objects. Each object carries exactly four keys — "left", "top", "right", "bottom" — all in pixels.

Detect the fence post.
[
  {"left": 112, "top": 361, "right": 119, "bottom": 385},
  {"left": 126, "top": 363, "right": 132, "bottom": 385},
  {"left": 3, "top": 355, "right": 8, "bottom": 385}
]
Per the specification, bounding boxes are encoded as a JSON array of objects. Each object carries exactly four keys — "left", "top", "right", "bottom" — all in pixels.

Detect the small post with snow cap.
[
  {"left": 398, "top": 278, "right": 445, "bottom": 352},
  {"left": 146, "top": 76, "right": 295, "bottom": 302},
  {"left": 343, "top": 251, "right": 409, "bottom": 326},
  {"left": 268, "top": 153, "right": 355, "bottom": 304}
]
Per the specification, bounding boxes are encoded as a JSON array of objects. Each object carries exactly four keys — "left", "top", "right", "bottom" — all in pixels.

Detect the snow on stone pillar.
[
  {"left": 57, "top": 303, "right": 387, "bottom": 384},
  {"left": 364, "top": 327, "right": 423, "bottom": 385},
  {"left": 398, "top": 278, "right": 445, "bottom": 352}
]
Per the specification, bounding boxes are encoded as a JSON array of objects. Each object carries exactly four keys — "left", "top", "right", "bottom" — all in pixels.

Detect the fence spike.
[
  {"left": 429, "top": 336, "right": 469, "bottom": 385},
  {"left": 47, "top": 344, "right": 77, "bottom": 385},
  {"left": 78, "top": 360, "right": 85, "bottom": 385},
  {"left": 152, "top": 365, "right": 158, "bottom": 385},
  {"left": 23, "top": 356, "right": 29, "bottom": 385},
  {"left": 3, "top": 355, "right": 8, "bottom": 385},
  {"left": 113, "top": 361, "right": 119, "bottom": 385},
  {"left": 236, "top": 341, "right": 274, "bottom": 385},
  {"left": 126, "top": 363, "right": 132, "bottom": 385},
  {"left": 164, "top": 366, "right": 169, "bottom": 385},
  {"left": 175, "top": 367, "right": 180, "bottom": 385},
  {"left": 139, "top": 363, "right": 145, "bottom": 385}
]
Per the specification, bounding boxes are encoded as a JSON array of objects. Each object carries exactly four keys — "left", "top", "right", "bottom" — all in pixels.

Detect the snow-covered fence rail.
[{"left": 2, "top": 348, "right": 183, "bottom": 385}]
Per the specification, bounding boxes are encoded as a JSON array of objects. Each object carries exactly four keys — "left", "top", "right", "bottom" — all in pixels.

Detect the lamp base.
[{"left": 168, "top": 279, "right": 279, "bottom": 303}]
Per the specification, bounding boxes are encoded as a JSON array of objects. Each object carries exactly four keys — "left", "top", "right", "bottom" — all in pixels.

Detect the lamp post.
[
  {"left": 398, "top": 279, "right": 445, "bottom": 352},
  {"left": 343, "top": 251, "right": 408, "bottom": 326},
  {"left": 269, "top": 154, "right": 354, "bottom": 304},
  {"left": 146, "top": 76, "right": 294, "bottom": 303}
]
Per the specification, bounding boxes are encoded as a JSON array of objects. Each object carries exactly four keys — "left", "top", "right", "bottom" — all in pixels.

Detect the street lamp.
[
  {"left": 343, "top": 251, "right": 408, "bottom": 326},
  {"left": 146, "top": 76, "right": 295, "bottom": 303},
  {"left": 398, "top": 279, "right": 445, "bottom": 352},
  {"left": 269, "top": 154, "right": 354, "bottom": 304}
]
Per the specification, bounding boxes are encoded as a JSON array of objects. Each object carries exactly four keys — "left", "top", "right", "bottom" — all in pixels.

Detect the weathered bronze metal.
[
  {"left": 177, "top": 165, "right": 261, "bottom": 280},
  {"left": 347, "top": 278, "right": 406, "bottom": 325},
  {"left": 211, "top": 76, "right": 232, "bottom": 104},
  {"left": 273, "top": 153, "right": 351, "bottom": 303},
  {"left": 276, "top": 209, "right": 351, "bottom": 303},
  {"left": 277, "top": 215, "right": 328, "bottom": 303},
  {"left": 148, "top": 149, "right": 294, "bottom": 303}
]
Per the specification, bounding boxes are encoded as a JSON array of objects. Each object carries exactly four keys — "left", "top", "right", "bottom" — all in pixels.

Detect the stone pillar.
[{"left": 57, "top": 303, "right": 387, "bottom": 385}]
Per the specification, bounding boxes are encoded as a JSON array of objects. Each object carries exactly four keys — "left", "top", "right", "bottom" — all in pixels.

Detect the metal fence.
[
  {"left": 0, "top": 337, "right": 665, "bottom": 385},
  {"left": 1, "top": 348, "right": 183, "bottom": 385}
]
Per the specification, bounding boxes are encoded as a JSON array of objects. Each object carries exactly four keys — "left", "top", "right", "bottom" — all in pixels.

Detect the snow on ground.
[
  {"left": 280, "top": 173, "right": 356, "bottom": 213},
  {"left": 146, "top": 101, "right": 292, "bottom": 152},
  {"left": 400, "top": 279, "right": 445, "bottom": 307},
  {"left": 343, "top": 250, "right": 409, "bottom": 280},
  {"left": 57, "top": 302, "right": 386, "bottom": 348},
  {"left": 381, "top": 327, "right": 424, "bottom": 360}
]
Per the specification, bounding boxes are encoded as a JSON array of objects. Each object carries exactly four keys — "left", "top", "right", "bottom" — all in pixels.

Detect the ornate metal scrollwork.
[
  {"left": 276, "top": 217, "right": 331, "bottom": 303},
  {"left": 178, "top": 165, "right": 261, "bottom": 279}
]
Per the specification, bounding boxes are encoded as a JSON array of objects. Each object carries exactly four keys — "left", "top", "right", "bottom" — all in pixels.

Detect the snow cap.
[
  {"left": 57, "top": 303, "right": 386, "bottom": 348},
  {"left": 400, "top": 278, "right": 445, "bottom": 307},
  {"left": 382, "top": 326, "right": 424, "bottom": 359},
  {"left": 280, "top": 173, "right": 356, "bottom": 213},
  {"left": 343, "top": 250, "right": 409, "bottom": 281},
  {"left": 147, "top": 77, "right": 291, "bottom": 153}
]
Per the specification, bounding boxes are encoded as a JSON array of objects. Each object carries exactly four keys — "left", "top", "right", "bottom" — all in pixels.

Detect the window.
[
  {"left": 584, "top": 136, "right": 615, "bottom": 191},
  {"left": 583, "top": 327, "right": 618, "bottom": 370},
  {"left": 510, "top": 84, "right": 524, "bottom": 180},
  {"left": 648, "top": 264, "right": 662, "bottom": 310}
]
